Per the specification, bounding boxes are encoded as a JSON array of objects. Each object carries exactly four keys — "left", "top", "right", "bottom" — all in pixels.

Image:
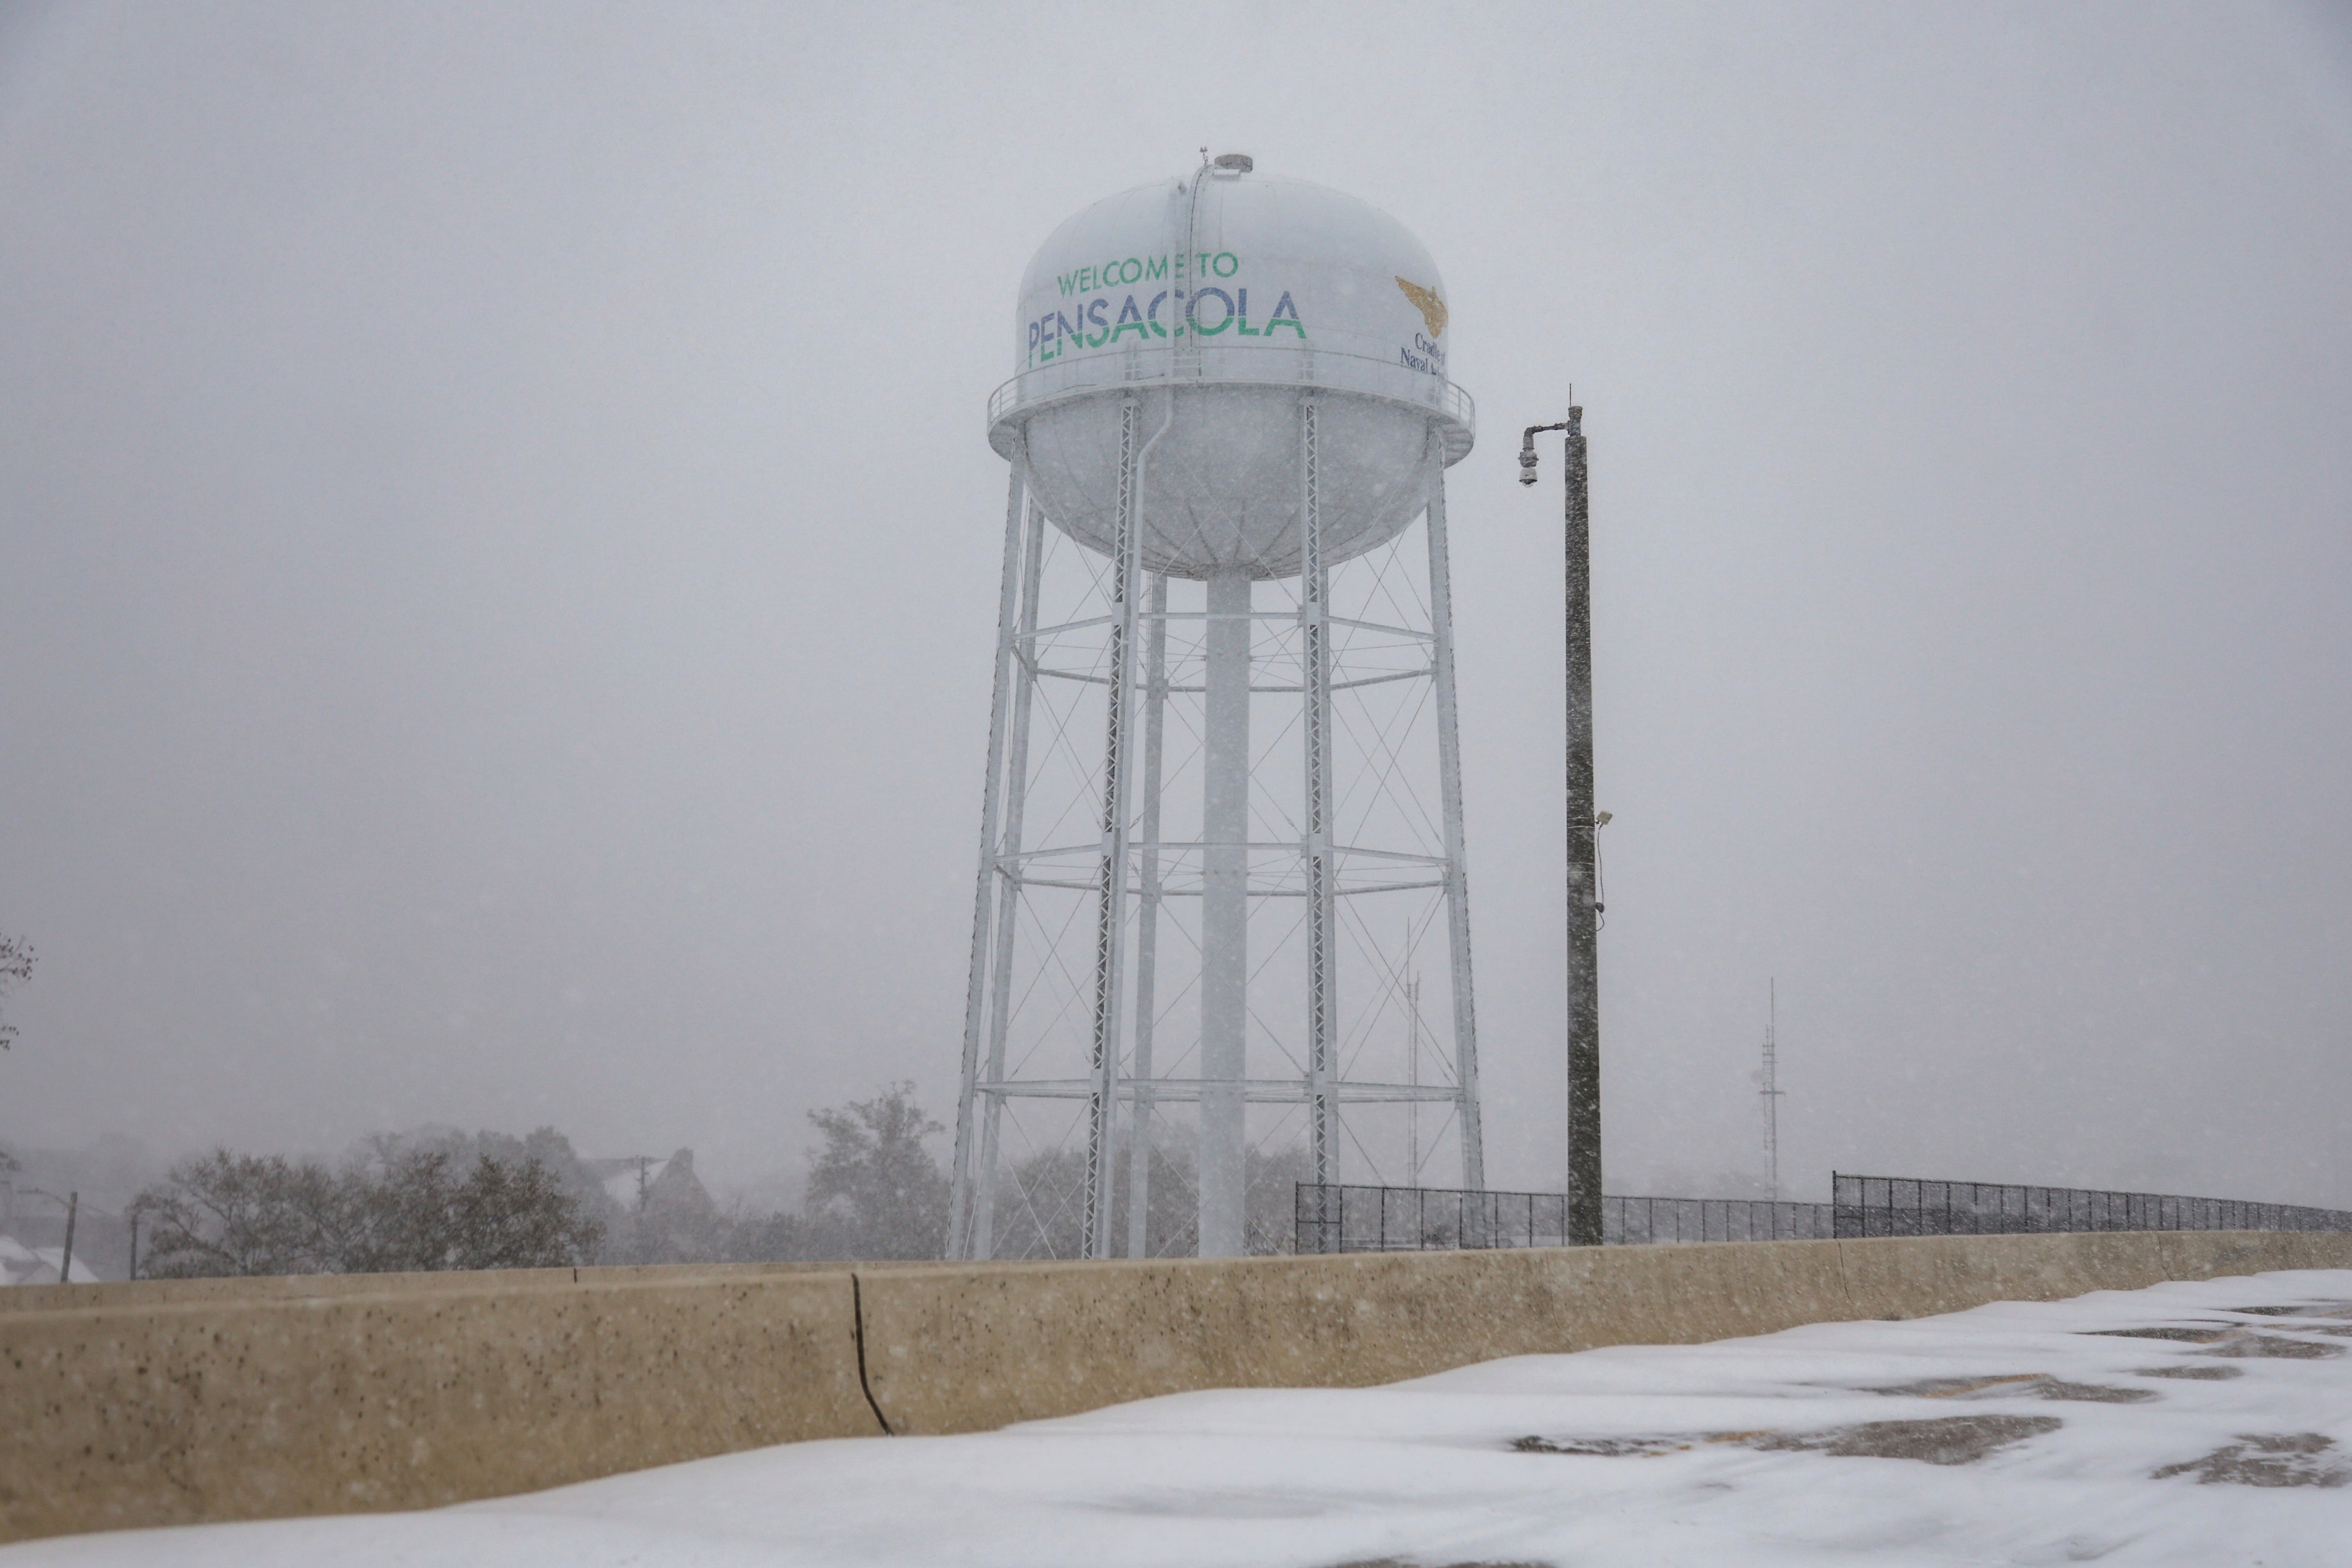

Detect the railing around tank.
[{"left": 985, "top": 344, "right": 1475, "bottom": 439}]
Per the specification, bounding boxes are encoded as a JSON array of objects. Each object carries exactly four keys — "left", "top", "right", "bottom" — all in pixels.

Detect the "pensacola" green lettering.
[{"left": 1029, "top": 285, "right": 1304, "bottom": 365}]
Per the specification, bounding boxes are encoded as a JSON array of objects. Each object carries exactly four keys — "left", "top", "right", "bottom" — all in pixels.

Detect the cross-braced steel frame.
[{"left": 946, "top": 401, "right": 1486, "bottom": 1261}]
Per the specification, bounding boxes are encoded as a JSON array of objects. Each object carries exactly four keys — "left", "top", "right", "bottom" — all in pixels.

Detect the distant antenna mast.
[{"left": 1760, "top": 980, "right": 1784, "bottom": 1201}]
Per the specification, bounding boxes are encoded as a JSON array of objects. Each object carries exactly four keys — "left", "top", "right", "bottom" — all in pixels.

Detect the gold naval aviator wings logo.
[{"left": 1395, "top": 277, "right": 1447, "bottom": 337}]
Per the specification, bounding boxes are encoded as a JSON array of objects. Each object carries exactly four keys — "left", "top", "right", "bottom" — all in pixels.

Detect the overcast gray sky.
[{"left": 2, "top": 1, "right": 2347, "bottom": 1208}]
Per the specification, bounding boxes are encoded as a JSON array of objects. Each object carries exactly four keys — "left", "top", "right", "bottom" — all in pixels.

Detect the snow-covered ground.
[{"left": 14, "top": 1268, "right": 2351, "bottom": 1567}]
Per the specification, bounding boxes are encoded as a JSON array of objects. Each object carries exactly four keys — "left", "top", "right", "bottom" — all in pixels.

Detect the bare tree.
[
  {"left": 129, "top": 1151, "right": 354, "bottom": 1277},
  {"left": 0, "top": 933, "right": 32, "bottom": 1051},
  {"left": 131, "top": 1142, "right": 602, "bottom": 1278},
  {"left": 803, "top": 1081, "right": 949, "bottom": 1259}
]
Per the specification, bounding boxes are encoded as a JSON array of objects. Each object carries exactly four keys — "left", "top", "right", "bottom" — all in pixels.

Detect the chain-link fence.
[
  {"left": 1831, "top": 1173, "right": 2352, "bottom": 1238},
  {"left": 1293, "top": 1183, "right": 1832, "bottom": 1254},
  {"left": 1293, "top": 1175, "right": 2352, "bottom": 1254}
]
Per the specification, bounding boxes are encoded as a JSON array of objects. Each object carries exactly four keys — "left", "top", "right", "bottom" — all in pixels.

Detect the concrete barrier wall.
[
  {"left": 5, "top": 1229, "right": 2346, "bottom": 1543},
  {"left": 0, "top": 1267, "right": 875, "bottom": 1543}
]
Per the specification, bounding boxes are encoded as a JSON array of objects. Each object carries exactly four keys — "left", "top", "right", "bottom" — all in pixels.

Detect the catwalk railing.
[
  {"left": 1293, "top": 1184, "right": 1832, "bottom": 1253},
  {"left": 1831, "top": 1173, "right": 2352, "bottom": 1239}
]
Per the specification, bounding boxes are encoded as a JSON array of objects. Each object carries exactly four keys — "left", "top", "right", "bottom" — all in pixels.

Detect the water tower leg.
[
  {"left": 1301, "top": 399, "right": 1337, "bottom": 1191},
  {"left": 1424, "top": 457, "right": 1486, "bottom": 1196},
  {"left": 1083, "top": 398, "right": 1144, "bottom": 1260},
  {"left": 949, "top": 462, "right": 1030, "bottom": 1259},
  {"left": 1199, "top": 566, "right": 1252, "bottom": 1257},
  {"left": 969, "top": 498, "right": 1045, "bottom": 1261}
]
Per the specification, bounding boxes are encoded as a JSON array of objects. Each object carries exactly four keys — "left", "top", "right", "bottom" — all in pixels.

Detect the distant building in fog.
[
  {"left": 589, "top": 1148, "right": 714, "bottom": 1220},
  {"left": 0, "top": 1235, "right": 101, "bottom": 1286}
]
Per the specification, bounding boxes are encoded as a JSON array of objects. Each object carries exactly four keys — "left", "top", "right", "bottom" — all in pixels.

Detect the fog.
[{"left": 2, "top": 1, "right": 2347, "bottom": 1213}]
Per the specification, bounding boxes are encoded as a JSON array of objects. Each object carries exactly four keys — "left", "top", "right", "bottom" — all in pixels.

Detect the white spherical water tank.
[{"left": 987, "top": 159, "right": 1474, "bottom": 578}]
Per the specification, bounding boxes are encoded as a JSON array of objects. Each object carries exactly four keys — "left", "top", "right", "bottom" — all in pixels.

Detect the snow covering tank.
[{"left": 985, "top": 158, "right": 1475, "bottom": 580}]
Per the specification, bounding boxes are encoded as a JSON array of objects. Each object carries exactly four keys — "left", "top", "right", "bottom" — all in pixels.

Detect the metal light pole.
[
  {"left": 1760, "top": 978, "right": 1783, "bottom": 1202},
  {"left": 1520, "top": 405, "right": 1602, "bottom": 1245}
]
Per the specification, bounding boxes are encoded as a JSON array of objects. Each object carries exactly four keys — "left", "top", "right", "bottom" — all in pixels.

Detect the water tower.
[{"left": 947, "top": 155, "right": 1486, "bottom": 1260}]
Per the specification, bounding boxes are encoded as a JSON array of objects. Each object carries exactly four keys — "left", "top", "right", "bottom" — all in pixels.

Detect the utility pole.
[
  {"left": 1521, "top": 404, "right": 1602, "bottom": 1245},
  {"left": 25, "top": 1187, "right": 79, "bottom": 1283}
]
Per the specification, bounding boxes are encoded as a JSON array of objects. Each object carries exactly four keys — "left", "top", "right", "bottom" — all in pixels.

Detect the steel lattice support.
[{"left": 952, "top": 398, "right": 1488, "bottom": 1264}]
